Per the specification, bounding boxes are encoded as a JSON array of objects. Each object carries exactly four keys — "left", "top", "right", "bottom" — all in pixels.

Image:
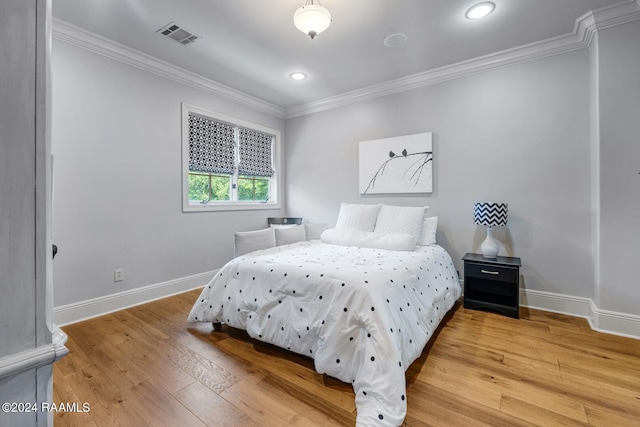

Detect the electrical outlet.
[{"left": 114, "top": 269, "right": 124, "bottom": 282}]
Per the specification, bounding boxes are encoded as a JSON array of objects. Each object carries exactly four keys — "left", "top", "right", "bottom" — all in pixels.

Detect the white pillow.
[
  {"left": 374, "top": 205, "right": 427, "bottom": 237},
  {"left": 234, "top": 228, "right": 275, "bottom": 257},
  {"left": 335, "top": 203, "right": 381, "bottom": 231},
  {"left": 321, "top": 228, "right": 417, "bottom": 251},
  {"left": 304, "top": 223, "right": 328, "bottom": 240},
  {"left": 419, "top": 216, "right": 438, "bottom": 246},
  {"left": 275, "top": 226, "right": 306, "bottom": 246}
]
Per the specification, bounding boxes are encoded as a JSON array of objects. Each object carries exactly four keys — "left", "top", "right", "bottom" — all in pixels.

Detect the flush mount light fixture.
[
  {"left": 289, "top": 72, "right": 307, "bottom": 80},
  {"left": 294, "top": 0, "right": 332, "bottom": 39},
  {"left": 465, "top": 2, "right": 496, "bottom": 20},
  {"left": 384, "top": 33, "right": 408, "bottom": 48}
]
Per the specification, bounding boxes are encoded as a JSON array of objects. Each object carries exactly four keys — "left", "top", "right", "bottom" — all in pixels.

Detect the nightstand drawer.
[{"left": 465, "top": 262, "right": 518, "bottom": 284}]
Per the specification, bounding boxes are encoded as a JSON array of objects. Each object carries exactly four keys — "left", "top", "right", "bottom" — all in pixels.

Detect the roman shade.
[
  {"left": 238, "top": 127, "right": 274, "bottom": 177},
  {"left": 187, "top": 113, "right": 235, "bottom": 174}
]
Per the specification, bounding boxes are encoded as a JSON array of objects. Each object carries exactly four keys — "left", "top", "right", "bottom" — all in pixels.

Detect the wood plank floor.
[{"left": 54, "top": 289, "right": 640, "bottom": 426}]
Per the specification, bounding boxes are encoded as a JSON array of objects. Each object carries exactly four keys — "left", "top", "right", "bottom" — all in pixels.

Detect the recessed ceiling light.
[
  {"left": 465, "top": 2, "right": 496, "bottom": 20},
  {"left": 384, "top": 33, "right": 408, "bottom": 48},
  {"left": 289, "top": 72, "right": 307, "bottom": 80}
]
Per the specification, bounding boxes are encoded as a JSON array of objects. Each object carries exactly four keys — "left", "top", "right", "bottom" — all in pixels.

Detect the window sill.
[{"left": 183, "top": 201, "right": 281, "bottom": 213}]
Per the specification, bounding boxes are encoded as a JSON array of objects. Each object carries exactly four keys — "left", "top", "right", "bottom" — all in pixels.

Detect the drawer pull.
[{"left": 481, "top": 269, "right": 499, "bottom": 275}]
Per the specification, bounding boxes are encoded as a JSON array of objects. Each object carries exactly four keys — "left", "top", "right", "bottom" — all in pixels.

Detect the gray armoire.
[{"left": 0, "top": 1, "right": 68, "bottom": 425}]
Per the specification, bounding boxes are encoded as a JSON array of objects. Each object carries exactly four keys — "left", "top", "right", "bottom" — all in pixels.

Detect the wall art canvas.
[{"left": 359, "top": 132, "right": 433, "bottom": 194}]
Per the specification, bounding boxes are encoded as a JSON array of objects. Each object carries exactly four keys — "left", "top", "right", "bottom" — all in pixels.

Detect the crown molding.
[
  {"left": 52, "top": 0, "right": 640, "bottom": 122},
  {"left": 285, "top": 0, "right": 640, "bottom": 119},
  {"left": 52, "top": 19, "right": 286, "bottom": 119},
  {"left": 576, "top": 0, "right": 640, "bottom": 45}
]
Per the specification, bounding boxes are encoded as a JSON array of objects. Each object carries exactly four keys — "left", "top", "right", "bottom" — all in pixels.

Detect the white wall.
[
  {"left": 286, "top": 50, "right": 596, "bottom": 301},
  {"left": 51, "top": 40, "right": 285, "bottom": 309}
]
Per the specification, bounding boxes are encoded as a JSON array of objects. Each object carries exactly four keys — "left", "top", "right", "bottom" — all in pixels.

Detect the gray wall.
[
  {"left": 51, "top": 40, "right": 285, "bottom": 307},
  {"left": 595, "top": 20, "right": 640, "bottom": 315},
  {"left": 50, "top": 14, "right": 639, "bottom": 327},
  {"left": 285, "top": 50, "right": 596, "bottom": 301}
]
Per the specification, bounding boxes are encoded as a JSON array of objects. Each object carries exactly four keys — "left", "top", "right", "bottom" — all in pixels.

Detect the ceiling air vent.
[{"left": 157, "top": 22, "right": 201, "bottom": 46}]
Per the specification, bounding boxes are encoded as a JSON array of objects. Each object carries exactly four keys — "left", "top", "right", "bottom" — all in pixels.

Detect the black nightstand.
[{"left": 462, "top": 253, "right": 522, "bottom": 319}]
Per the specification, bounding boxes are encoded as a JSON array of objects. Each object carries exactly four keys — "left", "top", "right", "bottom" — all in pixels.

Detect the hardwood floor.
[{"left": 54, "top": 289, "right": 640, "bottom": 426}]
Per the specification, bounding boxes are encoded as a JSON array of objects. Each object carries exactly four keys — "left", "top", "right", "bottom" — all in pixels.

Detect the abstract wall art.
[{"left": 358, "top": 132, "right": 433, "bottom": 194}]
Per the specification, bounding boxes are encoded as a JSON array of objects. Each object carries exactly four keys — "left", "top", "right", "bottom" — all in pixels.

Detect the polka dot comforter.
[{"left": 188, "top": 241, "right": 461, "bottom": 426}]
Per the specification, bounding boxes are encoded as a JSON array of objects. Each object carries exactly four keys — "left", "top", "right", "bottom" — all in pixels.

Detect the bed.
[{"left": 188, "top": 204, "right": 461, "bottom": 426}]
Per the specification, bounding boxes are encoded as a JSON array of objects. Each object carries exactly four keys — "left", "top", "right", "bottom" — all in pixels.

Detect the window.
[{"left": 182, "top": 104, "right": 280, "bottom": 211}]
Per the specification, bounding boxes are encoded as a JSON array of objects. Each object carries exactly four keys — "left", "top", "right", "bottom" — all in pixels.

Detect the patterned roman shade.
[
  {"left": 238, "top": 127, "right": 274, "bottom": 177},
  {"left": 188, "top": 114, "right": 235, "bottom": 174}
]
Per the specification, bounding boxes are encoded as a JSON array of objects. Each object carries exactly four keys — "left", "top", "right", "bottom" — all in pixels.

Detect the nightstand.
[{"left": 462, "top": 252, "right": 522, "bottom": 319}]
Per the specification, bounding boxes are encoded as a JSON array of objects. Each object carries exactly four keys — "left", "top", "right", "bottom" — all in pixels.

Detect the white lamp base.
[{"left": 480, "top": 226, "right": 499, "bottom": 259}]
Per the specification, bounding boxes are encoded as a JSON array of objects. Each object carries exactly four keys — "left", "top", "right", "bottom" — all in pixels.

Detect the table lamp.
[{"left": 474, "top": 202, "right": 508, "bottom": 259}]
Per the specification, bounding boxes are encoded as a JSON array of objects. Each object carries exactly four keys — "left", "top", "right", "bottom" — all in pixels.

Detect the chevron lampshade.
[{"left": 474, "top": 202, "right": 508, "bottom": 227}]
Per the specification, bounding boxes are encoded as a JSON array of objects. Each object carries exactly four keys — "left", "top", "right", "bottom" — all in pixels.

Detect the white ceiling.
[{"left": 52, "top": 0, "right": 624, "bottom": 110}]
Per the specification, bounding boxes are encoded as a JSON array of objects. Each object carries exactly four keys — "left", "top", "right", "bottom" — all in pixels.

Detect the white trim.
[
  {"left": 589, "top": 34, "right": 602, "bottom": 309},
  {"left": 0, "top": 343, "right": 67, "bottom": 381},
  {"left": 52, "top": 19, "right": 285, "bottom": 119},
  {"left": 521, "top": 289, "right": 594, "bottom": 321},
  {"left": 53, "top": 270, "right": 216, "bottom": 326},
  {"left": 521, "top": 289, "right": 640, "bottom": 340},
  {"left": 184, "top": 202, "right": 281, "bottom": 212},
  {"left": 591, "top": 304, "right": 640, "bottom": 340},
  {"left": 285, "top": 0, "right": 640, "bottom": 118},
  {"left": 53, "top": 270, "right": 640, "bottom": 339}
]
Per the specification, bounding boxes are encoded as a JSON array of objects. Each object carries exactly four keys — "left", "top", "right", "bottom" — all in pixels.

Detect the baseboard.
[
  {"left": 54, "top": 270, "right": 217, "bottom": 326},
  {"left": 521, "top": 289, "right": 640, "bottom": 340},
  {"left": 590, "top": 303, "right": 640, "bottom": 340},
  {"left": 520, "top": 289, "right": 594, "bottom": 319},
  {"left": 54, "top": 273, "right": 638, "bottom": 339}
]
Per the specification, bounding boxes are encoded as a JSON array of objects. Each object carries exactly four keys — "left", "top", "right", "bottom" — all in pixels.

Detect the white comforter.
[{"left": 188, "top": 241, "right": 461, "bottom": 426}]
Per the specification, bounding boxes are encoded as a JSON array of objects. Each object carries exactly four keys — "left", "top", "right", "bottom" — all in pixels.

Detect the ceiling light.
[
  {"left": 289, "top": 72, "right": 307, "bottom": 80},
  {"left": 294, "top": 0, "right": 331, "bottom": 40},
  {"left": 384, "top": 33, "right": 408, "bottom": 48},
  {"left": 465, "top": 2, "right": 496, "bottom": 20}
]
